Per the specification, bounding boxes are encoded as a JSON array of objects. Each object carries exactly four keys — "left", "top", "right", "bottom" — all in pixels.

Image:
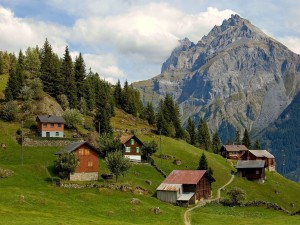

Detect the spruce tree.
[
  {"left": 61, "top": 46, "right": 77, "bottom": 108},
  {"left": 234, "top": 129, "right": 241, "bottom": 145},
  {"left": 198, "top": 117, "right": 211, "bottom": 151},
  {"left": 144, "top": 102, "right": 156, "bottom": 125},
  {"left": 74, "top": 53, "right": 86, "bottom": 102},
  {"left": 253, "top": 139, "right": 261, "bottom": 149},
  {"left": 198, "top": 153, "right": 208, "bottom": 170},
  {"left": 212, "top": 131, "right": 222, "bottom": 154},
  {"left": 121, "top": 80, "right": 130, "bottom": 112},
  {"left": 242, "top": 128, "right": 251, "bottom": 149},
  {"left": 113, "top": 80, "right": 122, "bottom": 107},
  {"left": 186, "top": 117, "right": 196, "bottom": 145}
]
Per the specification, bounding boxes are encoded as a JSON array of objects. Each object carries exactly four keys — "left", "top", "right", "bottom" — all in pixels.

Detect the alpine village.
[{"left": 0, "top": 14, "right": 300, "bottom": 225}]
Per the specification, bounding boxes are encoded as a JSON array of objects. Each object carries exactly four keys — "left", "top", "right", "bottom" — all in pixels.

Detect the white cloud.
[{"left": 278, "top": 36, "right": 300, "bottom": 54}]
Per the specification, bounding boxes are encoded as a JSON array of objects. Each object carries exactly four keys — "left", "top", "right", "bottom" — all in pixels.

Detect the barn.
[
  {"left": 220, "top": 145, "right": 248, "bottom": 160},
  {"left": 56, "top": 142, "right": 100, "bottom": 181},
  {"left": 156, "top": 170, "right": 212, "bottom": 206},
  {"left": 241, "top": 150, "right": 276, "bottom": 171},
  {"left": 236, "top": 160, "right": 266, "bottom": 182}
]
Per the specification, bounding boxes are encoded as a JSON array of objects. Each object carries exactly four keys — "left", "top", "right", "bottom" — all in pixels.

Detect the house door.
[{"left": 46, "top": 132, "right": 50, "bottom": 137}]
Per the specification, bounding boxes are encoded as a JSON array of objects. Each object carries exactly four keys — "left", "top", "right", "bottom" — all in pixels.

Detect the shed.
[
  {"left": 156, "top": 183, "right": 182, "bottom": 204},
  {"left": 236, "top": 160, "right": 266, "bottom": 182}
]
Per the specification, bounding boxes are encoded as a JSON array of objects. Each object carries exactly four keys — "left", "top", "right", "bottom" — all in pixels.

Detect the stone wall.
[
  {"left": 23, "top": 138, "right": 81, "bottom": 147},
  {"left": 70, "top": 172, "right": 98, "bottom": 181}
]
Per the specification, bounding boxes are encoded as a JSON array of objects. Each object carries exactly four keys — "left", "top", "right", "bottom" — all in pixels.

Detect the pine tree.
[
  {"left": 74, "top": 53, "right": 86, "bottom": 102},
  {"left": 113, "top": 80, "right": 122, "bottom": 107},
  {"left": 61, "top": 46, "right": 77, "bottom": 108},
  {"left": 198, "top": 117, "right": 211, "bottom": 151},
  {"left": 186, "top": 117, "right": 196, "bottom": 145},
  {"left": 253, "top": 139, "right": 261, "bottom": 149},
  {"left": 144, "top": 102, "right": 156, "bottom": 125},
  {"left": 212, "top": 131, "right": 222, "bottom": 154},
  {"left": 234, "top": 129, "right": 241, "bottom": 145},
  {"left": 198, "top": 153, "right": 208, "bottom": 170},
  {"left": 242, "top": 128, "right": 251, "bottom": 148},
  {"left": 121, "top": 80, "right": 130, "bottom": 112},
  {"left": 40, "top": 39, "right": 56, "bottom": 96}
]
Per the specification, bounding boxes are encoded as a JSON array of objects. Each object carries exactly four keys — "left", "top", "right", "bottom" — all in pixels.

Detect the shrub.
[
  {"left": 1, "top": 101, "right": 18, "bottom": 121},
  {"left": 221, "top": 187, "right": 246, "bottom": 206},
  {"left": 63, "top": 109, "right": 84, "bottom": 128},
  {"left": 54, "top": 152, "right": 79, "bottom": 180}
]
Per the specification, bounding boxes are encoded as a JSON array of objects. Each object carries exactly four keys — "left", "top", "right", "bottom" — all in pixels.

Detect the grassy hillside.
[
  {"left": 0, "top": 73, "right": 8, "bottom": 100},
  {"left": 0, "top": 109, "right": 299, "bottom": 224}
]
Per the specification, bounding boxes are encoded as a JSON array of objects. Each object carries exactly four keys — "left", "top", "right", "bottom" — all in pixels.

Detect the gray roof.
[
  {"left": 156, "top": 183, "right": 182, "bottom": 191},
  {"left": 177, "top": 192, "right": 195, "bottom": 201},
  {"left": 249, "top": 150, "right": 275, "bottom": 159},
  {"left": 223, "top": 145, "right": 248, "bottom": 152},
  {"left": 37, "top": 115, "right": 65, "bottom": 123},
  {"left": 236, "top": 160, "right": 265, "bottom": 169},
  {"left": 55, "top": 141, "right": 99, "bottom": 155}
]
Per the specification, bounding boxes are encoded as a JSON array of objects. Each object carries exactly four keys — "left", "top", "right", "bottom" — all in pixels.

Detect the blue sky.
[{"left": 0, "top": 0, "right": 299, "bottom": 84}]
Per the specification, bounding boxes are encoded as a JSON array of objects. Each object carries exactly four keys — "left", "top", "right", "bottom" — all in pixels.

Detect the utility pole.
[
  {"left": 98, "top": 121, "right": 101, "bottom": 137},
  {"left": 281, "top": 149, "right": 286, "bottom": 175},
  {"left": 160, "top": 130, "right": 162, "bottom": 169},
  {"left": 21, "top": 120, "right": 24, "bottom": 165}
]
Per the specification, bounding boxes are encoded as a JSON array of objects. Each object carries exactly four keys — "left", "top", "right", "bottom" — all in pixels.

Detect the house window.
[
  {"left": 56, "top": 132, "right": 59, "bottom": 136},
  {"left": 84, "top": 149, "right": 90, "bottom": 155},
  {"left": 88, "top": 161, "right": 93, "bottom": 167},
  {"left": 78, "top": 149, "right": 84, "bottom": 155},
  {"left": 58, "top": 123, "right": 62, "bottom": 127},
  {"left": 50, "top": 123, "right": 54, "bottom": 128},
  {"left": 136, "top": 147, "right": 140, "bottom": 153},
  {"left": 43, "top": 123, "right": 47, "bottom": 128},
  {"left": 130, "top": 139, "right": 135, "bottom": 145},
  {"left": 125, "top": 147, "right": 131, "bottom": 153}
]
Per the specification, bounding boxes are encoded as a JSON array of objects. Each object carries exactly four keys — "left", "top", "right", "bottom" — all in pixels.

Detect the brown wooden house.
[
  {"left": 36, "top": 115, "right": 65, "bottom": 138},
  {"left": 120, "top": 134, "right": 144, "bottom": 162},
  {"left": 236, "top": 160, "right": 266, "bottom": 182},
  {"left": 241, "top": 150, "right": 276, "bottom": 172},
  {"left": 220, "top": 145, "right": 248, "bottom": 160},
  {"left": 156, "top": 170, "right": 212, "bottom": 206},
  {"left": 56, "top": 142, "right": 100, "bottom": 181}
]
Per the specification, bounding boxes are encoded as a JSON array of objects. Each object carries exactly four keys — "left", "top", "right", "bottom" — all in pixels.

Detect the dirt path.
[{"left": 183, "top": 174, "right": 235, "bottom": 225}]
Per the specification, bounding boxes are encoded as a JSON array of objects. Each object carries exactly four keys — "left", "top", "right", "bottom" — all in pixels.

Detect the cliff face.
[{"left": 133, "top": 14, "right": 300, "bottom": 142}]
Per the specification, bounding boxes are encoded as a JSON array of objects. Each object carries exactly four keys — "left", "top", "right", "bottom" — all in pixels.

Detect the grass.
[
  {"left": 191, "top": 203, "right": 300, "bottom": 225},
  {"left": 0, "top": 73, "right": 8, "bottom": 99},
  {"left": 0, "top": 116, "right": 300, "bottom": 224}
]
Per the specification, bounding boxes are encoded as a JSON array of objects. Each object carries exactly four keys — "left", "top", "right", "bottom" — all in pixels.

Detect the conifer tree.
[
  {"left": 198, "top": 117, "right": 211, "bottom": 151},
  {"left": 24, "top": 47, "right": 41, "bottom": 78},
  {"left": 198, "top": 153, "right": 208, "bottom": 170},
  {"left": 242, "top": 128, "right": 251, "bottom": 149},
  {"left": 61, "top": 46, "right": 77, "bottom": 108},
  {"left": 113, "top": 80, "right": 122, "bottom": 107},
  {"left": 186, "top": 117, "right": 196, "bottom": 145},
  {"left": 74, "top": 53, "right": 86, "bottom": 101},
  {"left": 212, "top": 131, "right": 222, "bottom": 154},
  {"left": 253, "top": 139, "right": 261, "bottom": 149},
  {"left": 234, "top": 129, "right": 241, "bottom": 145},
  {"left": 121, "top": 80, "right": 130, "bottom": 112},
  {"left": 144, "top": 102, "right": 156, "bottom": 125}
]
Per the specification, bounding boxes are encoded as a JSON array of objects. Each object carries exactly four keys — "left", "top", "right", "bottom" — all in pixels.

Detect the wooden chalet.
[
  {"left": 36, "top": 115, "right": 65, "bottom": 138},
  {"left": 120, "top": 134, "right": 144, "bottom": 162},
  {"left": 220, "top": 145, "right": 248, "bottom": 160},
  {"left": 241, "top": 150, "right": 276, "bottom": 172},
  {"left": 236, "top": 160, "right": 266, "bottom": 182},
  {"left": 56, "top": 142, "right": 100, "bottom": 181},
  {"left": 156, "top": 170, "right": 212, "bottom": 206}
]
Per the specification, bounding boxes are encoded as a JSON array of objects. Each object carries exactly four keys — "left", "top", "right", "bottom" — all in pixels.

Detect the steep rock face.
[{"left": 133, "top": 14, "right": 300, "bottom": 143}]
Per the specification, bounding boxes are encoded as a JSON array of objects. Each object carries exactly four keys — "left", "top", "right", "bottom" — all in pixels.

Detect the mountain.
[{"left": 133, "top": 14, "right": 300, "bottom": 179}]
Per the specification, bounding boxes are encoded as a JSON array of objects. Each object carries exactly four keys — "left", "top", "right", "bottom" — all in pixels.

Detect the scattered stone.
[
  {"left": 174, "top": 159, "right": 182, "bottom": 165},
  {"left": 131, "top": 198, "right": 141, "bottom": 205},
  {"left": 145, "top": 180, "right": 152, "bottom": 185},
  {"left": 0, "top": 168, "right": 14, "bottom": 178},
  {"left": 153, "top": 207, "right": 160, "bottom": 214},
  {"left": 19, "top": 194, "right": 25, "bottom": 203}
]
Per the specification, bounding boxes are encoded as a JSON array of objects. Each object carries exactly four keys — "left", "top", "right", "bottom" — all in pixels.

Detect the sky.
[{"left": 0, "top": 0, "right": 299, "bottom": 84}]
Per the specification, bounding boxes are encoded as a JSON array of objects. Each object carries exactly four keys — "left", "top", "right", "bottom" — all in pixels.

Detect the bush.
[
  {"left": 63, "top": 109, "right": 84, "bottom": 128},
  {"left": 1, "top": 101, "right": 18, "bottom": 121},
  {"left": 221, "top": 187, "right": 246, "bottom": 206},
  {"left": 54, "top": 153, "right": 79, "bottom": 180}
]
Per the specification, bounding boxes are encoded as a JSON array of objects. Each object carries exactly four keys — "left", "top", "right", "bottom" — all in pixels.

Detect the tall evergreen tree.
[
  {"left": 242, "top": 128, "right": 251, "bottom": 148},
  {"left": 144, "top": 102, "right": 156, "bottom": 125},
  {"left": 61, "top": 46, "right": 77, "bottom": 108},
  {"left": 113, "top": 80, "right": 122, "bottom": 107},
  {"left": 234, "top": 129, "right": 241, "bottom": 145},
  {"left": 186, "top": 117, "right": 196, "bottom": 145},
  {"left": 253, "top": 139, "right": 261, "bottom": 149},
  {"left": 24, "top": 47, "right": 41, "bottom": 78},
  {"left": 121, "top": 80, "right": 130, "bottom": 112},
  {"left": 74, "top": 53, "right": 86, "bottom": 101},
  {"left": 198, "top": 117, "right": 211, "bottom": 151},
  {"left": 198, "top": 153, "right": 208, "bottom": 170},
  {"left": 212, "top": 131, "right": 222, "bottom": 154}
]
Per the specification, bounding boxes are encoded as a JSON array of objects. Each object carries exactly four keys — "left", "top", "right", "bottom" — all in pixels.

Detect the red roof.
[{"left": 163, "top": 170, "right": 207, "bottom": 185}]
